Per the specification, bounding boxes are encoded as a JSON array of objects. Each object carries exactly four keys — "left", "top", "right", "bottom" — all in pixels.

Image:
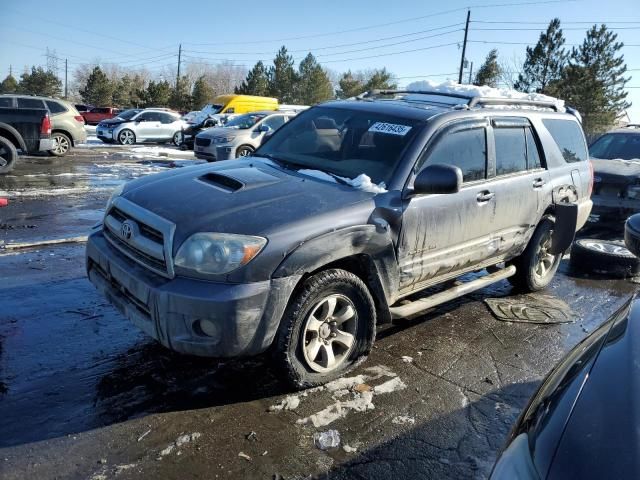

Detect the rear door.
[
  {"left": 135, "top": 111, "right": 162, "bottom": 140},
  {"left": 397, "top": 118, "right": 499, "bottom": 291},
  {"left": 487, "top": 117, "right": 549, "bottom": 258}
]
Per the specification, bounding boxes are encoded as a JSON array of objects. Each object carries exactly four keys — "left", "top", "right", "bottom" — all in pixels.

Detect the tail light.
[
  {"left": 41, "top": 113, "right": 52, "bottom": 136},
  {"left": 74, "top": 115, "right": 85, "bottom": 123},
  {"left": 587, "top": 160, "right": 594, "bottom": 197}
]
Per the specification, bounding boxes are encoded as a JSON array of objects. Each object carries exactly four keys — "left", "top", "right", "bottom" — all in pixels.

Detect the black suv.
[{"left": 86, "top": 90, "right": 593, "bottom": 387}]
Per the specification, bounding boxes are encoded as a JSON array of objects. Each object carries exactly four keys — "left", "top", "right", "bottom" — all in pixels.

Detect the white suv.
[{"left": 96, "top": 109, "right": 187, "bottom": 145}]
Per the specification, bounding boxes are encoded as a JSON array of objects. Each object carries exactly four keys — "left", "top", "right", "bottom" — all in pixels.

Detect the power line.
[
  {"left": 472, "top": 20, "right": 640, "bottom": 24},
  {"left": 473, "top": 26, "right": 640, "bottom": 31},
  {"left": 322, "top": 41, "right": 460, "bottom": 64}
]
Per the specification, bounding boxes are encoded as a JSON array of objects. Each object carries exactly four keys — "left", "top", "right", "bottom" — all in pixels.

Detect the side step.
[{"left": 389, "top": 265, "right": 516, "bottom": 319}]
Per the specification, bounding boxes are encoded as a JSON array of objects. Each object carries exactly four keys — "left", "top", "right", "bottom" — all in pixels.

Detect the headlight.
[
  {"left": 105, "top": 183, "right": 124, "bottom": 212},
  {"left": 174, "top": 233, "right": 266, "bottom": 275},
  {"left": 213, "top": 136, "right": 234, "bottom": 144},
  {"left": 627, "top": 185, "right": 640, "bottom": 200}
]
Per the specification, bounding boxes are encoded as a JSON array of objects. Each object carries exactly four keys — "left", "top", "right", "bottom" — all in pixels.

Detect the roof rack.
[{"left": 359, "top": 89, "right": 561, "bottom": 112}]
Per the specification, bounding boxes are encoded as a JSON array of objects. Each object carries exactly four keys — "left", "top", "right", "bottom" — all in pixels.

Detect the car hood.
[
  {"left": 545, "top": 297, "right": 640, "bottom": 479},
  {"left": 99, "top": 117, "right": 126, "bottom": 127},
  {"left": 592, "top": 157, "right": 640, "bottom": 186},
  {"left": 121, "top": 157, "right": 378, "bottom": 252}
]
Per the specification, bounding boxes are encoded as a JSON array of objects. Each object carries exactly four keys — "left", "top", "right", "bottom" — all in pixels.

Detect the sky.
[{"left": 1, "top": 0, "right": 638, "bottom": 120}]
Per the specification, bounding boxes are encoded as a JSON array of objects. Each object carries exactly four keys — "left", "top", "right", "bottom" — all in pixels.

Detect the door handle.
[
  {"left": 533, "top": 178, "right": 546, "bottom": 188},
  {"left": 476, "top": 190, "right": 495, "bottom": 202}
]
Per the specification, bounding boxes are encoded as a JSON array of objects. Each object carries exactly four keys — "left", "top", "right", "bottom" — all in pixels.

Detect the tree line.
[
  {"left": 469, "top": 21, "right": 629, "bottom": 134},
  {"left": 0, "top": 21, "right": 631, "bottom": 134}
]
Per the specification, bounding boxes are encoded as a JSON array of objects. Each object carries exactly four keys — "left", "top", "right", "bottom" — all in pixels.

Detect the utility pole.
[
  {"left": 176, "top": 44, "right": 182, "bottom": 92},
  {"left": 458, "top": 10, "right": 470, "bottom": 84},
  {"left": 64, "top": 59, "right": 68, "bottom": 99},
  {"left": 468, "top": 61, "right": 474, "bottom": 84}
]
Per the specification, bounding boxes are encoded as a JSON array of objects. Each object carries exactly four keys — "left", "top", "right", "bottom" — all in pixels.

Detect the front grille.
[
  {"left": 195, "top": 137, "right": 211, "bottom": 147},
  {"left": 103, "top": 200, "right": 174, "bottom": 278}
]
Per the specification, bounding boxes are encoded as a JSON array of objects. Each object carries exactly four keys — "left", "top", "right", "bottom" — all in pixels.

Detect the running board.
[{"left": 389, "top": 265, "right": 516, "bottom": 319}]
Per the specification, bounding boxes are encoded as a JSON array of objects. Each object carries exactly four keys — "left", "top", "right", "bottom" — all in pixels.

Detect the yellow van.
[{"left": 210, "top": 95, "right": 278, "bottom": 114}]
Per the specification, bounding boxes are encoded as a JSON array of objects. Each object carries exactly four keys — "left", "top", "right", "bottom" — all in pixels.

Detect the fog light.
[{"left": 193, "top": 319, "right": 221, "bottom": 341}]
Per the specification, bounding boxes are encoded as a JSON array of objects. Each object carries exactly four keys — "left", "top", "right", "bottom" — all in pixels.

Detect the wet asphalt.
[{"left": 0, "top": 145, "right": 637, "bottom": 480}]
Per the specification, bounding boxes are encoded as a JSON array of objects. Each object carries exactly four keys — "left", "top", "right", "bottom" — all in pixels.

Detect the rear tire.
[
  {"left": 570, "top": 238, "right": 640, "bottom": 278},
  {"left": 508, "top": 217, "right": 562, "bottom": 292},
  {"left": 0, "top": 136, "right": 17, "bottom": 174},
  {"left": 236, "top": 145, "right": 254, "bottom": 158},
  {"left": 273, "top": 269, "right": 376, "bottom": 389},
  {"left": 49, "top": 132, "right": 71, "bottom": 157}
]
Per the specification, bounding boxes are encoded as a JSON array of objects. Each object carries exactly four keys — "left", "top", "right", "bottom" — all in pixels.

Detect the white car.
[{"left": 96, "top": 109, "right": 187, "bottom": 145}]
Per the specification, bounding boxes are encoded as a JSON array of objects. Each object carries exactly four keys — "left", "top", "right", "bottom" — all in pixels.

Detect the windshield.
[
  {"left": 117, "top": 109, "right": 141, "bottom": 120},
  {"left": 224, "top": 113, "right": 267, "bottom": 129},
  {"left": 257, "top": 106, "right": 423, "bottom": 184},
  {"left": 589, "top": 133, "right": 640, "bottom": 160}
]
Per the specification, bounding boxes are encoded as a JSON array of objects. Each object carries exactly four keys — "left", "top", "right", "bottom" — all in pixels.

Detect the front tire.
[
  {"left": 508, "top": 217, "right": 562, "bottom": 292},
  {"left": 236, "top": 145, "right": 254, "bottom": 158},
  {"left": 0, "top": 136, "right": 17, "bottom": 174},
  {"left": 49, "top": 132, "right": 71, "bottom": 156},
  {"left": 274, "top": 269, "right": 376, "bottom": 389},
  {"left": 172, "top": 131, "right": 182, "bottom": 146},
  {"left": 118, "top": 129, "right": 136, "bottom": 145}
]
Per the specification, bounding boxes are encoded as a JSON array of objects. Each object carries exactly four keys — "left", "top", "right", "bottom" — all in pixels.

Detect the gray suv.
[
  {"left": 86, "top": 90, "right": 593, "bottom": 388},
  {"left": 0, "top": 94, "right": 87, "bottom": 156}
]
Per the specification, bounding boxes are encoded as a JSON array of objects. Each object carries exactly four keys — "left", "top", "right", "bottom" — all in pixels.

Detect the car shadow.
[{"left": 315, "top": 381, "right": 539, "bottom": 480}]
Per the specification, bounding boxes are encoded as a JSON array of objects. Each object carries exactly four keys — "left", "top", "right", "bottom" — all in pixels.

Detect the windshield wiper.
[{"left": 255, "top": 153, "right": 299, "bottom": 170}]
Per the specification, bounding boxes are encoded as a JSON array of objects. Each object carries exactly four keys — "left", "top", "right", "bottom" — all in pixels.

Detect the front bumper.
[
  {"left": 86, "top": 230, "right": 299, "bottom": 357},
  {"left": 194, "top": 148, "right": 216, "bottom": 161}
]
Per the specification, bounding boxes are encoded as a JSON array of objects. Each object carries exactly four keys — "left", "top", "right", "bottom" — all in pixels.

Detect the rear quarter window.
[
  {"left": 45, "top": 100, "right": 67, "bottom": 115},
  {"left": 542, "top": 118, "right": 587, "bottom": 163}
]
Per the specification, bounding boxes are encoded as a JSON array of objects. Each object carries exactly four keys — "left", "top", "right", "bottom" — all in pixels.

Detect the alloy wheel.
[
  {"left": 534, "top": 231, "right": 555, "bottom": 279},
  {"left": 52, "top": 134, "right": 70, "bottom": 155}
]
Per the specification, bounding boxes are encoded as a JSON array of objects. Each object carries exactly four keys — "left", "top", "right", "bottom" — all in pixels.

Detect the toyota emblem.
[{"left": 121, "top": 220, "right": 134, "bottom": 240}]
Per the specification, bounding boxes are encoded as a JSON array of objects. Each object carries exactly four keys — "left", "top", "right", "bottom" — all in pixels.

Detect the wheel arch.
[
  {"left": 273, "top": 225, "right": 399, "bottom": 324},
  {"left": 51, "top": 129, "right": 74, "bottom": 146},
  {"left": 0, "top": 123, "right": 27, "bottom": 151}
]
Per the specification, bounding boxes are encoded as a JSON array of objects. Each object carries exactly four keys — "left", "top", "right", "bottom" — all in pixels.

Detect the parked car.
[
  {"left": 96, "top": 109, "right": 185, "bottom": 145},
  {"left": 0, "top": 94, "right": 86, "bottom": 156},
  {"left": 588, "top": 125, "right": 640, "bottom": 228},
  {"left": 202, "top": 94, "right": 278, "bottom": 116},
  {"left": 194, "top": 110, "right": 294, "bottom": 160},
  {"left": 86, "top": 90, "right": 592, "bottom": 387},
  {"left": 75, "top": 104, "right": 93, "bottom": 114},
  {"left": 0, "top": 106, "right": 53, "bottom": 173},
  {"left": 181, "top": 111, "right": 202, "bottom": 124},
  {"left": 490, "top": 293, "right": 640, "bottom": 480},
  {"left": 82, "top": 106, "right": 120, "bottom": 125}
]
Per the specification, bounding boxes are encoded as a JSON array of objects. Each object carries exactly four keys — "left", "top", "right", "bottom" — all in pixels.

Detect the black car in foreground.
[{"left": 491, "top": 291, "right": 640, "bottom": 479}]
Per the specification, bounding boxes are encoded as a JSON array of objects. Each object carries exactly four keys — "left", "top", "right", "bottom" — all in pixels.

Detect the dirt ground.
[{"left": 0, "top": 146, "right": 636, "bottom": 479}]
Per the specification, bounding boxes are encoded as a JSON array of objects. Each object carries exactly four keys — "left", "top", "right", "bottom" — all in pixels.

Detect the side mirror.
[
  {"left": 258, "top": 124, "right": 271, "bottom": 133},
  {"left": 412, "top": 164, "right": 462, "bottom": 195},
  {"left": 260, "top": 130, "right": 274, "bottom": 146}
]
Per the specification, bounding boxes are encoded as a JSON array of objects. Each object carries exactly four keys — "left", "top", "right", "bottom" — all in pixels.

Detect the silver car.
[
  {"left": 96, "top": 109, "right": 187, "bottom": 145},
  {"left": 0, "top": 94, "right": 87, "bottom": 156},
  {"left": 194, "top": 111, "right": 293, "bottom": 161}
]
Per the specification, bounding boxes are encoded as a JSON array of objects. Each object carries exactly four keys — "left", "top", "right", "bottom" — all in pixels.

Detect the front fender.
[{"left": 273, "top": 225, "right": 400, "bottom": 309}]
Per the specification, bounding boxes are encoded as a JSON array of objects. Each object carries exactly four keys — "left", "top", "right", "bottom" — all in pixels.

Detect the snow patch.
[
  {"left": 158, "top": 432, "right": 201, "bottom": 458},
  {"left": 298, "top": 169, "right": 387, "bottom": 194},
  {"left": 297, "top": 391, "right": 375, "bottom": 428},
  {"left": 343, "top": 444, "right": 358, "bottom": 453},
  {"left": 269, "top": 395, "right": 301, "bottom": 411},
  {"left": 374, "top": 377, "right": 407, "bottom": 394},
  {"left": 392, "top": 415, "right": 416, "bottom": 425},
  {"left": 403, "top": 80, "right": 565, "bottom": 110},
  {"left": 324, "top": 375, "right": 368, "bottom": 392},
  {"left": 0, "top": 187, "right": 113, "bottom": 198},
  {"left": 401, "top": 356, "right": 413, "bottom": 363}
]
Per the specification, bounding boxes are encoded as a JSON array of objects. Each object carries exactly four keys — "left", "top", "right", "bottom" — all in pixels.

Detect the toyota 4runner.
[{"left": 86, "top": 90, "right": 593, "bottom": 388}]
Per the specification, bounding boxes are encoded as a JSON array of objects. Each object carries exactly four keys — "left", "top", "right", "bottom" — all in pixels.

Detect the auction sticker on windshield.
[{"left": 368, "top": 122, "right": 412, "bottom": 136}]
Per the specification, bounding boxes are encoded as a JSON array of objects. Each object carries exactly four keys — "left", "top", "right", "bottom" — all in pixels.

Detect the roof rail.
[
  {"left": 360, "top": 89, "right": 561, "bottom": 112},
  {"left": 468, "top": 97, "right": 560, "bottom": 111}
]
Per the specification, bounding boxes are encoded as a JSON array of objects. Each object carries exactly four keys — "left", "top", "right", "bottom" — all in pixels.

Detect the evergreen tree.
[
  {"left": 18, "top": 66, "right": 62, "bottom": 97},
  {"left": 169, "top": 76, "right": 192, "bottom": 111},
  {"left": 112, "top": 74, "right": 132, "bottom": 107},
  {"left": 297, "top": 53, "right": 334, "bottom": 104},
  {"left": 336, "top": 71, "right": 365, "bottom": 98},
  {"left": 515, "top": 18, "right": 568, "bottom": 93},
  {"left": 0, "top": 74, "right": 18, "bottom": 94},
  {"left": 235, "top": 61, "right": 270, "bottom": 97},
  {"left": 548, "top": 24, "right": 630, "bottom": 134},
  {"left": 80, "top": 66, "right": 114, "bottom": 106},
  {"left": 192, "top": 75, "right": 215, "bottom": 109},
  {"left": 139, "top": 80, "right": 171, "bottom": 107},
  {"left": 364, "top": 68, "right": 396, "bottom": 91},
  {"left": 474, "top": 49, "right": 501, "bottom": 87},
  {"left": 268, "top": 46, "right": 298, "bottom": 103},
  {"left": 128, "top": 74, "right": 146, "bottom": 107}
]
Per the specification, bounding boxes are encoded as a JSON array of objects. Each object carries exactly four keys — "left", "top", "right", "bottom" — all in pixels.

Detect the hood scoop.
[{"left": 198, "top": 167, "right": 281, "bottom": 193}]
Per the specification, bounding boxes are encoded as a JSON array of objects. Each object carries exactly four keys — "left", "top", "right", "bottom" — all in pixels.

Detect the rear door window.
[
  {"left": 17, "top": 97, "right": 46, "bottom": 109},
  {"left": 158, "top": 113, "right": 178, "bottom": 124},
  {"left": 424, "top": 127, "right": 487, "bottom": 183},
  {"left": 495, "top": 128, "right": 527, "bottom": 176},
  {"left": 45, "top": 100, "right": 67, "bottom": 115},
  {"left": 543, "top": 119, "right": 587, "bottom": 163},
  {"left": 0, "top": 97, "right": 14, "bottom": 107}
]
